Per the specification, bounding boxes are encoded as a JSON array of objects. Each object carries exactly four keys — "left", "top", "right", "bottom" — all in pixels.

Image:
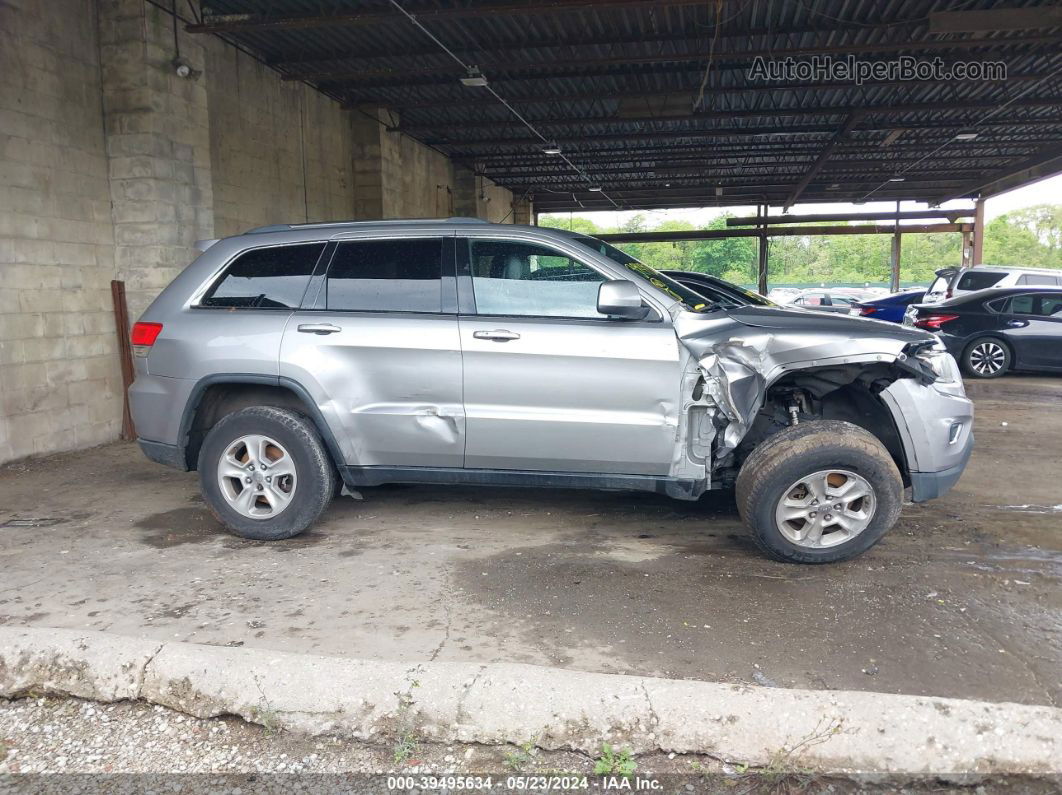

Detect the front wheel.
[
  {"left": 735, "top": 420, "right": 903, "bottom": 564},
  {"left": 198, "top": 406, "right": 336, "bottom": 540}
]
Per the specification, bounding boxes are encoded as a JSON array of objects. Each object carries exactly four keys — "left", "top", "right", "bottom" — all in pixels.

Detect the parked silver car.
[{"left": 129, "top": 219, "right": 973, "bottom": 563}]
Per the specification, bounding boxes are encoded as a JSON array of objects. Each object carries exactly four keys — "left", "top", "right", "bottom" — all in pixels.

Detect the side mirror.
[{"left": 598, "top": 279, "right": 650, "bottom": 320}]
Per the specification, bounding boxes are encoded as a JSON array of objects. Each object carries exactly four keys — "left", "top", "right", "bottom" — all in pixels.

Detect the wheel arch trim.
[{"left": 176, "top": 373, "right": 346, "bottom": 474}]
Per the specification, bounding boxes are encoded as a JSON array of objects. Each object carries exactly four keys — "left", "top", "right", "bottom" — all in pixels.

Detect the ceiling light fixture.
[
  {"left": 460, "top": 67, "right": 488, "bottom": 87},
  {"left": 954, "top": 132, "right": 979, "bottom": 141},
  {"left": 588, "top": 185, "right": 603, "bottom": 192},
  {"left": 541, "top": 143, "right": 562, "bottom": 155},
  {"left": 888, "top": 176, "right": 905, "bottom": 182}
]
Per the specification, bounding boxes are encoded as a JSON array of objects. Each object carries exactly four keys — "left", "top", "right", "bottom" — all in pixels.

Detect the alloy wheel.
[
  {"left": 217, "top": 434, "right": 298, "bottom": 519},
  {"left": 774, "top": 469, "right": 876, "bottom": 549},
  {"left": 969, "top": 341, "right": 1007, "bottom": 376}
]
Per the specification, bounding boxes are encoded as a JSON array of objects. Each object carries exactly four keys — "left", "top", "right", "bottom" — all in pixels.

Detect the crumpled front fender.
[{"left": 674, "top": 310, "right": 913, "bottom": 457}]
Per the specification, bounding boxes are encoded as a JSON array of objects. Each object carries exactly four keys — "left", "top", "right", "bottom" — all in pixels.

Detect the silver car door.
[
  {"left": 280, "top": 236, "right": 464, "bottom": 469},
  {"left": 456, "top": 235, "right": 680, "bottom": 475}
]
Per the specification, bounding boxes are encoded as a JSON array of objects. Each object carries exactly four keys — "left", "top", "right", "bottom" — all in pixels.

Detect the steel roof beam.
[
  {"left": 725, "top": 210, "right": 974, "bottom": 226},
  {"left": 594, "top": 224, "right": 971, "bottom": 243},
  {"left": 432, "top": 119, "right": 1062, "bottom": 149},
  {"left": 934, "top": 143, "right": 1062, "bottom": 203},
  {"left": 187, "top": 0, "right": 711, "bottom": 34},
  {"left": 366, "top": 73, "right": 1050, "bottom": 111},
  {"left": 316, "top": 34, "right": 1061, "bottom": 88},
  {"left": 785, "top": 113, "right": 865, "bottom": 210},
  {"left": 396, "top": 98, "right": 1062, "bottom": 133}
]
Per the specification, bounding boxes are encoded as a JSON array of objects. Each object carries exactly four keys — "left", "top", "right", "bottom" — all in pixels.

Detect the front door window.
[{"left": 468, "top": 239, "right": 607, "bottom": 318}]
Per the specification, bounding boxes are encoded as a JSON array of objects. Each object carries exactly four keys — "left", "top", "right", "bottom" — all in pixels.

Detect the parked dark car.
[
  {"left": 852, "top": 290, "right": 926, "bottom": 324},
  {"left": 906, "top": 286, "right": 1062, "bottom": 378},
  {"left": 659, "top": 270, "right": 775, "bottom": 307}
]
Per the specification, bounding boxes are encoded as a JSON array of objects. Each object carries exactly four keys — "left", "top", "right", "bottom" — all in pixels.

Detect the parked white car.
[{"left": 922, "top": 266, "right": 1062, "bottom": 305}]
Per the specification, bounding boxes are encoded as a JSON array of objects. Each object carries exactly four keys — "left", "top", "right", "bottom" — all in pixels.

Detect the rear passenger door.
[{"left": 280, "top": 236, "right": 465, "bottom": 469}]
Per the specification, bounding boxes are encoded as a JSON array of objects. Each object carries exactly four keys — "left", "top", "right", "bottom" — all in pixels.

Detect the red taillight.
[
  {"left": 913, "top": 313, "right": 958, "bottom": 330},
  {"left": 858, "top": 306, "right": 878, "bottom": 316},
  {"left": 131, "top": 322, "right": 163, "bottom": 355}
]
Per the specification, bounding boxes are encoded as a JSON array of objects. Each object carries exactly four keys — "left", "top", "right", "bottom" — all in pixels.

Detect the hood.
[{"left": 724, "top": 305, "right": 932, "bottom": 342}]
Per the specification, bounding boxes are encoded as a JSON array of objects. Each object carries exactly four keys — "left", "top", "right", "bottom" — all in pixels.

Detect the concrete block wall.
[
  {"left": 204, "top": 41, "right": 354, "bottom": 238},
  {"left": 0, "top": 0, "right": 122, "bottom": 462},
  {"left": 0, "top": 0, "right": 520, "bottom": 465},
  {"left": 99, "top": 0, "right": 214, "bottom": 324},
  {"left": 354, "top": 107, "right": 513, "bottom": 221}
]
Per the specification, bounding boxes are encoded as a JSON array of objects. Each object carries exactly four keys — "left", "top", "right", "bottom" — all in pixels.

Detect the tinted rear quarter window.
[
  {"left": 1017, "top": 274, "right": 1061, "bottom": 286},
  {"left": 202, "top": 243, "right": 325, "bottom": 308},
  {"left": 326, "top": 238, "right": 443, "bottom": 312},
  {"left": 956, "top": 270, "right": 1005, "bottom": 291}
]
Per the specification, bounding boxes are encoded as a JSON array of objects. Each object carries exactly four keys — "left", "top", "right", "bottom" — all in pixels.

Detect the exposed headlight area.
[{"left": 903, "top": 339, "right": 966, "bottom": 395}]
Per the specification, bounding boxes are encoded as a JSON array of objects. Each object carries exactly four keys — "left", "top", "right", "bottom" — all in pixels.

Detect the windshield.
[
  {"left": 572, "top": 235, "right": 718, "bottom": 313},
  {"left": 713, "top": 279, "right": 774, "bottom": 307}
]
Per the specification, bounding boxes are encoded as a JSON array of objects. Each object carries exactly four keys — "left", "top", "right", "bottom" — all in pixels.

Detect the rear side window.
[
  {"left": 1007, "top": 293, "right": 1062, "bottom": 316},
  {"left": 927, "top": 275, "right": 949, "bottom": 293},
  {"left": 1017, "top": 273, "right": 1061, "bottom": 286},
  {"left": 956, "top": 270, "right": 1004, "bottom": 291},
  {"left": 326, "top": 238, "right": 443, "bottom": 313},
  {"left": 1042, "top": 295, "right": 1062, "bottom": 316},
  {"left": 202, "top": 243, "right": 325, "bottom": 308}
]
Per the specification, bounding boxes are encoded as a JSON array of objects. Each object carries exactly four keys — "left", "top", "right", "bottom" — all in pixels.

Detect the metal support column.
[
  {"left": 971, "top": 198, "right": 985, "bottom": 266},
  {"left": 961, "top": 230, "right": 973, "bottom": 268},
  {"left": 890, "top": 201, "right": 902, "bottom": 292},
  {"left": 756, "top": 203, "right": 768, "bottom": 295}
]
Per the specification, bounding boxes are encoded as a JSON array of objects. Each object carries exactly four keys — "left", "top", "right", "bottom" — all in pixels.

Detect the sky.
[{"left": 538, "top": 173, "right": 1062, "bottom": 228}]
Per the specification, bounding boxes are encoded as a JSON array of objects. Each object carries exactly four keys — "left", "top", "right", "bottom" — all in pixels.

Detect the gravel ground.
[{"left": 1, "top": 697, "right": 1058, "bottom": 794}]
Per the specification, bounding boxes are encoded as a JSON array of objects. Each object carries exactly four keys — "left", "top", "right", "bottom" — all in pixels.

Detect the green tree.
[{"left": 538, "top": 204, "right": 1062, "bottom": 285}]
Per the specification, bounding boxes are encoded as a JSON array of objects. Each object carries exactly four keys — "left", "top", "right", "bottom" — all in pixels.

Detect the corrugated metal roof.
[{"left": 188, "top": 0, "right": 1062, "bottom": 211}]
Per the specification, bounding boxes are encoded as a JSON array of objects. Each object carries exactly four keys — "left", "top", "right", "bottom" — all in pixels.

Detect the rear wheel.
[
  {"left": 735, "top": 420, "right": 903, "bottom": 564},
  {"left": 962, "top": 337, "right": 1011, "bottom": 378},
  {"left": 198, "top": 406, "right": 335, "bottom": 540}
]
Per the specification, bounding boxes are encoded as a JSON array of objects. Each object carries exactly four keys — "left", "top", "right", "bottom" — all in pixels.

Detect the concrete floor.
[{"left": 0, "top": 376, "right": 1058, "bottom": 707}]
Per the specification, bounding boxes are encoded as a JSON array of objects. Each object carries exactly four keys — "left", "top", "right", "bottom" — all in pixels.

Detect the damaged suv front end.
[{"left": 671, "top": 304, "right": 973, "bottom": 502}]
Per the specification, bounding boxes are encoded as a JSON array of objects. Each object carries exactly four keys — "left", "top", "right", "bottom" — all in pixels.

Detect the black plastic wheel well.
[
  {"left": 745, "top": 366, "right": 911, "bottom": 485},
  {"left": 182, "top": 383, "right": 314, "bottom": 470}
]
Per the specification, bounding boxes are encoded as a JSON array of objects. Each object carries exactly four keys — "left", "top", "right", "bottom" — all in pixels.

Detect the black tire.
[
  {"left": 198, "top": 406, "right": 336, "bottom": 541},
  {"left": 735, "top": 420, "right": 903, "bottom": 564},
  {"left": 961, "top": 336, "right": 1011, "bottom": 379}
]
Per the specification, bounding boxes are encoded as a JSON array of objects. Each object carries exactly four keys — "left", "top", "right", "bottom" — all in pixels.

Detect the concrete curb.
[{"left": 0, "top": 627, "right": 1059, "bottom": 777}]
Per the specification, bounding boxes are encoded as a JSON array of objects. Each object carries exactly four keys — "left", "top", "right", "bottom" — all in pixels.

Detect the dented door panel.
[{"left": 280, "top": 313, "right": 464, "bottom": 467}]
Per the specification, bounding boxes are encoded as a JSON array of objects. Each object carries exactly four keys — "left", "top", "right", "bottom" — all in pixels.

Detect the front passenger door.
[
  {"left": 457, "top": 237, "right": 680, "bottom": 475},
  {"left": 1004, "top": 292, "right": 1062, "bottom": 370}
]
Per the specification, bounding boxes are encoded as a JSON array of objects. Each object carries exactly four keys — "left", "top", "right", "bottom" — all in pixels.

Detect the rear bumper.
[
  {"left": 137, "top": 438, "right": 186, "bottom": 471},
  {"left": 909, "top": 432, "right": 973, "bottom": 502}
]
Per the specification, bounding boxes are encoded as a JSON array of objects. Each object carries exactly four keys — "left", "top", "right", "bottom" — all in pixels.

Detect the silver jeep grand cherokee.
[{"left": 129, "top": 219, "right": 973, "bottom": 563}]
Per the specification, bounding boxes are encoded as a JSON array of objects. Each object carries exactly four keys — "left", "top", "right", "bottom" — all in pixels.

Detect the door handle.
[
  {"left": 297, "top": 323, "right": 342, "bottom": 335},
  {"left": 1006, "top": 319, "right": 1029, "bottom": 328},
  {"left": 473, "top": 329, "right": 521, "bottom": 342}
]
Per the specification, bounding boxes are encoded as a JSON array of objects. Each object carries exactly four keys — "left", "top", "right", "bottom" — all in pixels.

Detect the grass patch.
[{"left": 593, "top": 743, "right": 636, "bottom": 779}]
